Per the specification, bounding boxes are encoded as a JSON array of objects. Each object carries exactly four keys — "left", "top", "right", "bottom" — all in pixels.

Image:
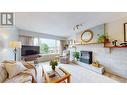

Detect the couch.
[
  {"left": 21, "top": 54, "right": 42, "bottom": 61},
  {"left": 0, "top": 61, "right": 37, "bottom": 83},
  {"left": 59, "top": 56, "right": 69, "bottom": 64},
  {"left": 37, "top": 54, "right": 60, "bottom": 62}
]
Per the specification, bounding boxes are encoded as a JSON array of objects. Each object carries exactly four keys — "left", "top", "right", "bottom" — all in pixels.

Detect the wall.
[
  {"left": 68, "top": 17, "right": 127, "bottom": 78},
  {"left": 18, "top": 28, "right": 67, "bottom": 40},
  {"left": 0, "top": 27, "right": 19, "bottom": 62},
  {"left": 106, "top": 17, "right": 127, "bottom": 42}
]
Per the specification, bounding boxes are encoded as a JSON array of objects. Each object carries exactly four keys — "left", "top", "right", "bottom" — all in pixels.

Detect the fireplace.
[{"left": 79, "top": 51, "right": 92, "bottom": 64}]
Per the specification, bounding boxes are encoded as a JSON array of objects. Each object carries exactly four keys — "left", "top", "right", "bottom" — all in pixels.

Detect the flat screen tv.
[{"left": 21, "top": 45, "right": 40, "bottom": 56}]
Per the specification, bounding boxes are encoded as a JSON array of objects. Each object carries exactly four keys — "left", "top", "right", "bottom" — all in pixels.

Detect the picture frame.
[{"left": 124, "top": 23, "right": 127, "bottom": 42}]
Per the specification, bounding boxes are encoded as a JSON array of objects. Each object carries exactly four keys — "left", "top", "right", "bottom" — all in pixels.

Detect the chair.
[{"left": 59, "top": 50, "right": 69, "bottom": 64}]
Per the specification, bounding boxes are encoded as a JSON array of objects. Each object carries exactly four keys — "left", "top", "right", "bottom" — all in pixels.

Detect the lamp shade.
[{"left": 9, "top": 41, "right": 21, "bottom": 48}]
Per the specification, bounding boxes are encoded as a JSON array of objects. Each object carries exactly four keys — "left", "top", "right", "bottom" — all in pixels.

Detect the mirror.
[{"left": 81, "top": 29, "right": 93, "bottom": 42}]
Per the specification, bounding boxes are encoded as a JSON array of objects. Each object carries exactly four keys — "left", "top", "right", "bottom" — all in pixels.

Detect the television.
[{"left": 21, "top": 45, "right": 40, "bottom": 56}]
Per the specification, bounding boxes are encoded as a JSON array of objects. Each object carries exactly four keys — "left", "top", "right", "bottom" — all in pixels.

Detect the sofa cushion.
[
  {"left": 4, "top": 68, "right": 35, "bottom": 83},
  {"left": 4, "top": 73, "right": 32, "bottom": 83},
  {"left": 0, "top": 64, "right": 8, "bottom": 82},
  {"left": 24, "top": 81, "right": 32, "bottom": 83},
  {"left": 4, "top": 61, "right": 27, "bottom": 78}
]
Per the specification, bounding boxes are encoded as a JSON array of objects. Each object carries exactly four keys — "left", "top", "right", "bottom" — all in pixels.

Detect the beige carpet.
[{"left": 40, "top": 62, "right": 119, "bottom": 83}]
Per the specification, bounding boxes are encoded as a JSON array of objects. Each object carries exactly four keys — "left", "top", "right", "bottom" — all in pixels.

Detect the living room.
[{"left": 0, "top": 12, "right": 127, "bottom": 83}]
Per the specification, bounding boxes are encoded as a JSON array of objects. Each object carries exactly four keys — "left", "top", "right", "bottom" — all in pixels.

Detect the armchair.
[{"left": 59, "top": 50, "right": 70, "bottom": 64}]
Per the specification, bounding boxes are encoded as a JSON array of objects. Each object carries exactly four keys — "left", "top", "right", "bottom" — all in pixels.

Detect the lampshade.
[{"left": 9, "top": 41, "right": 21, "bottom": 48}]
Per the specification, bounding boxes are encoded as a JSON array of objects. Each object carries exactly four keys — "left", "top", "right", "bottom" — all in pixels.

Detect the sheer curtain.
[{"left": 19, "top": 35, "right": 34, "bottom": 45}]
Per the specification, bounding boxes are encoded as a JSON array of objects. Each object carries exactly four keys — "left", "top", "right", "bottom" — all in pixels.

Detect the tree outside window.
[
  {"left": 34, "top": 37, "right": 60, "bottom": 54},
  {"left": 40, "top": 43, "right": 49, "bottom": 54}
]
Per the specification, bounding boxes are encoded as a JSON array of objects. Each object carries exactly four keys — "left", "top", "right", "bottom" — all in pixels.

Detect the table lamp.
[{"left": 9, "top": 41, "right": 21, "bottom": 61}]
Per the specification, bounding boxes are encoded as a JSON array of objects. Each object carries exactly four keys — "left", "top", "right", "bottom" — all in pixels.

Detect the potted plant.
[
  {"left": 97, "top": 33, "right": 110, "bottom": 44},
  {"left": 50, "top": 60, "right": 58, "bottom": 70},
  {"left": 73, "top": 51, "right": 80, "bottom": 61}
]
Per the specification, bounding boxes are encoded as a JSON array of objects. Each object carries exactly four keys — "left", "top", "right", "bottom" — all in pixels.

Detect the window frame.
[{"left": 33, "top": 37, "right": 60, "bottom": 54}]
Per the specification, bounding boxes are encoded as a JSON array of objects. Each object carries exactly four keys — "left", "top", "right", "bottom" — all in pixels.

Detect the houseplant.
[
  {"left": 50, "top": 60, "right": 58, "bottom": 70},
  {"left": 97, "top": 33, "right": 109, "bottom": 44},
  {"left": 73, "top": 51, "right": 80, "bottom": 61}
]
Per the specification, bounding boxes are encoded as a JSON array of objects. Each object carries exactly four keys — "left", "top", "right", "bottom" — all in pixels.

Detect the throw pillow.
[{"left": 4, "top": 61, "right": 27, "bottom": 78}]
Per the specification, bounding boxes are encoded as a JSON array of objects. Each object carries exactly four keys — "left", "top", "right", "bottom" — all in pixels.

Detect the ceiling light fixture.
[{"left": 73, "top": 23, "right": 84, "bottom": 45}]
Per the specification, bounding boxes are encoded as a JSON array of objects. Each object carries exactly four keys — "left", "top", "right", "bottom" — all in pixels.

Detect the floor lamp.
[{"left": 9, "top": 41, "right": 21, "bottom": 61}]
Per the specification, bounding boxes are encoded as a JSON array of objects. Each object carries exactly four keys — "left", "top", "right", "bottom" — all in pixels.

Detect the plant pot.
[
  {"left": 104, "top": 38, "right": 110, "bottom": 44},
  {"left": 52, "top": 66, "right": 55, "bottom": 71},
  {"left": 74, "top": 58, "right": 79, "bottom": 61}
]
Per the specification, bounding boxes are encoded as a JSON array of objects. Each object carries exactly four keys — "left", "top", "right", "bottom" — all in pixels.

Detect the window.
[
  {"left": 33, "top": 37, "right": 39, "bottom": 46},
  {"left": 34, "top": 37, "right": 60, "bottom": 54}
]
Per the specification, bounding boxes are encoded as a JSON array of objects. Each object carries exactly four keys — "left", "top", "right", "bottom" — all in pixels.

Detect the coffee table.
[{"left": 42, "top": 65, "right": 71, "bottom": 83}]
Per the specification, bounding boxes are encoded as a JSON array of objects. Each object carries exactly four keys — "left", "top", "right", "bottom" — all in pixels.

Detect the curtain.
[
  {"left": 60, "top": 40, "right": 66, "bottom": 55},
  {"left": 19, "top": 35, "right": 34, "bottom": 45}
]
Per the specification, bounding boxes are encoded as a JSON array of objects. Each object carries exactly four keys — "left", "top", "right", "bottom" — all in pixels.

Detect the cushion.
[
  {"left": 2, "top": 60, "right": 16, "bottom": 64},
  {"left": 4, "top": 61, "right": 27, "bottom": 78},
  {"left": 0, "top": 64, "right": 8, "bottom": 82},
  {"left": 4, "top": 73, "right": 32, "bottom": 83}
]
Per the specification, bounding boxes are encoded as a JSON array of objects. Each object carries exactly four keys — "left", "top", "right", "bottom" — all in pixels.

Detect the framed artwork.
[{"left": 124, "top": 23, "right": 127, "bottom": 42}]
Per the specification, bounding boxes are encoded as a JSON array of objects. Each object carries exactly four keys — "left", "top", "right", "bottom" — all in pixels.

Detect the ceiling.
[{"left": 15, "top": 12, "right": 127, "bottom": 37}]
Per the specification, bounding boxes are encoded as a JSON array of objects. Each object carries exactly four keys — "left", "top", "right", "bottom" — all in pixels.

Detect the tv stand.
[{"left": 21, "top": 54, "right": 41, "bottom": 61}]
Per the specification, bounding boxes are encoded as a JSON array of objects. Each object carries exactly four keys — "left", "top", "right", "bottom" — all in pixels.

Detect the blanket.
[{"left": 2, "top": 60, "right": 37, "bottom": 83}]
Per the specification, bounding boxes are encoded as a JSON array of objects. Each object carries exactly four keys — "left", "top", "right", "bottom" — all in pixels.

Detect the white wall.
[
  {"left": 0, "top": 28, "right": 19, "bottom": 62},
  {"left": 18, "top": 28, "right": 67, "bottom": 40},
  {"left": 106, "top": 17, "right": 127, "bottom": 42},
  {"left": 68, "top": 17, "right": 127, "bottom": 78}
]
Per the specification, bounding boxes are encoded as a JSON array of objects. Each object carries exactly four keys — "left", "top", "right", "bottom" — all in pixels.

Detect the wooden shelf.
[
  {"left": 104, "top": 46, "right": 127, "bottom": 48},
  {"left": 104, "top": 45, "right": 127, "bottom": 53},
  {"left": 112, "top": 46, "right": 127, "bottom": 48}
]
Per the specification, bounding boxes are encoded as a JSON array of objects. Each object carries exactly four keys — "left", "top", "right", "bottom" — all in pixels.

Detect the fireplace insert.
[{"left": 80, "top": 51, "right": 92, "bottom": 64}]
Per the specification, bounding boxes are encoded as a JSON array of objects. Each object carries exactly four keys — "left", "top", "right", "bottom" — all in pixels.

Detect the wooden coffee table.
[{"left": 42, "top": 65, "right": 71, "bottom": 83}]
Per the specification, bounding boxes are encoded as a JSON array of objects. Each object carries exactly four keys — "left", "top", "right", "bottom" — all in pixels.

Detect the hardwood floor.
[{"left": 104, "top": 72, "right": 127, "bottom": 83}]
